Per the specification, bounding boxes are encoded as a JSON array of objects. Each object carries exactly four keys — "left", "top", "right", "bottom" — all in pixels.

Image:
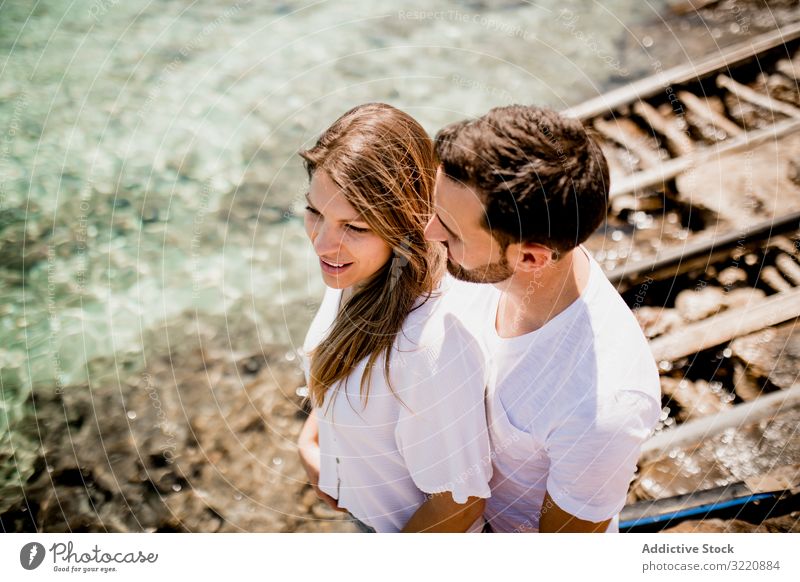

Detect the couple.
[{"left": 296, "top": 102, "right": 661, "bottom": 533}]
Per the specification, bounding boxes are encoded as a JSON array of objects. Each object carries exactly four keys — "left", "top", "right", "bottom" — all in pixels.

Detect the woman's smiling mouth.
[{"left": 319, "top": 257, "right": 353, "bottom": 274}]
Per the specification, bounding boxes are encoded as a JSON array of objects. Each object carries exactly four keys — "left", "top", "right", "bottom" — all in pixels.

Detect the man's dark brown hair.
[{"left": 434, "top": 105, "right": 609, "bottom": 254}]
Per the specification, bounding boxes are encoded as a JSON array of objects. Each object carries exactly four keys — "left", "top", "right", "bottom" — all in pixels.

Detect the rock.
[
  {"left": 732, "top": 360, "right": 764, "bottom": 402},
  {"left": 723, "top": 287, "right": 766, "bottom": 309},
  {"left": 660, "top": 377, "right": 733, "bottom": 422},
  {"left": 663, "top": 512, "right": 800, "bottom": 533},
  {"left": 311, "top": 502, "right": 345, "bottom": 520},
  {"left": 673, "top": 286, "right": 767, "bottom": 323},
  {"left": 635, "top": 405, "right": 800, "bottom": 500},
  {"left": 0, "top": 312, "right": 353, "bottom": 532},
  {"left": 675, "top": 286, "right": 726, "bottom": 322},
  {"left": 663, "top": 518, "right": 761, "bottom": 533},
  {"left": 753, "top": 511, "right": 800, "bottom": 533},
  {"left": 634, "top": 306, "right": 684, "bottom": 339},
  {"left": 0, "top": 206, "right": 51, "bottom": 271},
  {"left": 717, "top": 266, "right": 748, "bottom": 288},
  {"left": 724, "top": 91, "right": 775, "bottom": 131},
  {"left": 762, "top": 72, "right": 800, "bottom": 108},
  {"left": 730, "top": 322, "right": 800, "bottom": 390}
]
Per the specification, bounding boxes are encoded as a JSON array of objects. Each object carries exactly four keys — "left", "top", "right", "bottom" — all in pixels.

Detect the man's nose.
[{"left": 424, "top": 214, "right": 446, "bottom": 242}]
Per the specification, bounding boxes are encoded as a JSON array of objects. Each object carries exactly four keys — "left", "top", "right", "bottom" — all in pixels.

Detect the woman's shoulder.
[
  {"left": 396, "top": 279, "right": 460, "bottom": 347},
  {"left": 401, "top": 276, "right": 493, "bottom": 341},
  {"left": 302, "top": 285, "right": 342, "bottom": 353},
  {"left": 394, "top": 284, "right": 486, "bottom": 373}
]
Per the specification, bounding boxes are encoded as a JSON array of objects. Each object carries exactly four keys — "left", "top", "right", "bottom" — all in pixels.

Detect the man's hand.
[
  {"left": 538, "top": 491, "right": 611, "bottom": 532},
  {"left": 297, "top": 410, "right": 344, "bottom": 512}
]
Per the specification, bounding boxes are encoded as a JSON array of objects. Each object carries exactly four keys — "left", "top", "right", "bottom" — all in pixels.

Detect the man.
[{"left": 424, "top": 105, "right": 661, "bottom": 533}]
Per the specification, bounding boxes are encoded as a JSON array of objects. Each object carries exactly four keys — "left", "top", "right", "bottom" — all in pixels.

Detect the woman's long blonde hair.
[{"left": 300, "top": 103, "right": 445, "bottom": 407}]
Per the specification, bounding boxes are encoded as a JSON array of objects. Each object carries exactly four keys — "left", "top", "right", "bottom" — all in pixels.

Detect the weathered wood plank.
[
  {"left": 640, "top": 384, "right": 800, "bottom": 463},
  {"left": 607, "top": 209, "right": 800, "bottom": 289},
  {"left": 610, "top": 117, "right": 800, "bottom": 198},
  {"left": 633, "top": 100, "right": 695, "bottom": 155},
  {"left": 565, "top": 22, "right": 800, "bottom": 120},
  {"left": 678, "top": 90, "right": 744, "bottom": 136},
  {"left": 775, "top": 253, "right": 800, "bottom": 285},
  {"left": 650, "top": 288, "right": 800, "bottom": 363},
  {"left": 717, "top": 74, "right": 800, "bottom": 118},
  {"left": 593, "top": 117, "right": 662, "bottom": 168}
]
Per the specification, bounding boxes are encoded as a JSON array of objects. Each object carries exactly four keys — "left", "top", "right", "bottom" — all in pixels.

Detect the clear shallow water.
[{"left": 1, "top": 0, "right": 738, "bottom": 509}]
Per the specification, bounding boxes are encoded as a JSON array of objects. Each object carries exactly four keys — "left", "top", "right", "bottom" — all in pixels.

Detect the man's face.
[{"left": 424, "top": 167, "right": 514, "bottom": 284}]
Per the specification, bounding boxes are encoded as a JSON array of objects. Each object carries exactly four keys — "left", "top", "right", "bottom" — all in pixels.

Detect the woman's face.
[{"left": 304, "top": 170, "right": 393, "bottom": 290}]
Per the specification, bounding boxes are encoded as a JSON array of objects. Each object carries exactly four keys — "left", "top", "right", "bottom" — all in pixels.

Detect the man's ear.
[{"left": 505, "top": 242, "right": 554, "bottom": 273}]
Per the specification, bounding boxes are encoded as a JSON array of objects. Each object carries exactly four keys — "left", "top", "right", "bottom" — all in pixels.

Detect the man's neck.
[{"left": 494, "top": 247, "right": 590, "bottom": 339}]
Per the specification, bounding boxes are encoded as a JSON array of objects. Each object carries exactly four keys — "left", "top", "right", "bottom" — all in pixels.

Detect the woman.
[{"left": 296, "top": 103, "right": 491, "bottom": 533}]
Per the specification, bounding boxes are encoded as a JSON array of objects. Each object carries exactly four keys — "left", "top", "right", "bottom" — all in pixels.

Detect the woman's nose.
[{"left": 313, "top": 222, "right": 343, "bottom": 257}]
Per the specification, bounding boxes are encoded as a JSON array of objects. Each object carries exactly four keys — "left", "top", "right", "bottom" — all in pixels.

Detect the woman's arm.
[
  {"left": 401, "top": 493, "right": 485, "bottom": 532},
  {"left": 297, "top": 409, "right": 342, "bottom": 511}
]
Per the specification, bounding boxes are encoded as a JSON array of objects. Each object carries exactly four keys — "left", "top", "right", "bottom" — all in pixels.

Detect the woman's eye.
[
  {"left": 305, "top": 205, "right": 320, "bottom": 216},
  {"left": 345, "top": 224, "right": 369, "bottom": 234}
]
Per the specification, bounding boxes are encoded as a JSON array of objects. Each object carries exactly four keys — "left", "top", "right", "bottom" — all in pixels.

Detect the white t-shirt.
[
  {"left": 450, "top": 248, "right": 661, "bottom": 533},
  {"left": 301, "top": 276, "right": 492, "bottom": 533}
]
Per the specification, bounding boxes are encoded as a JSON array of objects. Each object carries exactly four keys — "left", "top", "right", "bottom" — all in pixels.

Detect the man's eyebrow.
[{"left": 436, "top": 212, "right": 460, "bottom": 239}]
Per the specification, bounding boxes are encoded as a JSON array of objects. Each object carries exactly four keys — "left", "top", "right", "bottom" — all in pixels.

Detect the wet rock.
[
  {"left": 724, "top": 91, "right": 775, "bottom": 131},
  {"left": 610, "top": 192, "right": 664, "bottom": 215},
  {"left": 663, "top": 518, "right": 765, "bottom": 533},
  {"left": 774, "top": 252, "right": 800, "bottom": 285},
  {"left": 673, "top": 286, "right": 766, "bottom": 323},
  {"left": 760, "top": 265, "right": 793, "bottom": 292},
  {"left": 0, "top": 206, "right": 51, "bottom": 271},
  {"left": 717, "top": 266, "right": 748, "bottom": 288},
  {"left": 218, "top": 183, "right": 291, "bottom": 228},
  {"left": 756, "top": 71, "right": 800, "bottom": 108},
  {"left": 730, "top": 322, "right": 800, "bottom": 390},
  {"left": 660, "top": 377, "right": 734, "bottom": 422},
  {"left": 675, "top": 286, "right": 725, "bottom": 322},
  {"left": 0, "top": 314, "right": 352, "bottom": 532},
  {"left": 634, "top": 405, "right": 800, "bottom": 500},
  {"left": 732, "top": 360, "right": 764, "bottom": 402},
  {"left": 663, "top": 511, "right": 800, "bottom": 533},
  {"left": 723, "top": 287, "right": 767, "bottom": 309},
  {"left": 634, "top": 306, "right": 684, "bottom": 339},
  {"left": 789, "top": 157, "right": 800, "bottom": 187}
]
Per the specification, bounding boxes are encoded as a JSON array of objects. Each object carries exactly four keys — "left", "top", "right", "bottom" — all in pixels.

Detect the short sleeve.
[
  {"left": 393, "top": 313, "right": 493, "bottom": 503},
  {"left": 545, "top": 389, "right": 660, "bottom": 522},
  {"left": 300, "top": 286, "right": 341, "bottom": 385}
]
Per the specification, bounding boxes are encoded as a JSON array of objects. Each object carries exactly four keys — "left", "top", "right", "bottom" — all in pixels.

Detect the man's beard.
[{"left": 446, "top": 252, "right": 514, "bottom": 284}]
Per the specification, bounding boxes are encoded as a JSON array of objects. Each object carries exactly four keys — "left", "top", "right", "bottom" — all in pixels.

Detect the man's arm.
[
  {"left": 539, "top": 390, "right": 661, "bottom": 533},
  {"left": 538, "top": 491, "right": 611, "bottom": 533},
  {"left": 401, "top": 492, "right": 485, "bottom": 532}
]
